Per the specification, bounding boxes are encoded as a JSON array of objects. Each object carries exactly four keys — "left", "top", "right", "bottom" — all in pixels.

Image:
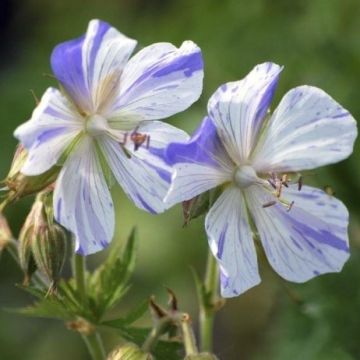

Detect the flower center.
[
  {"left": 85, "top": 114, "right": 108, "bottom": 136},
  {"left": 233, "top": 165, "right": 259, "bottom": 189}
]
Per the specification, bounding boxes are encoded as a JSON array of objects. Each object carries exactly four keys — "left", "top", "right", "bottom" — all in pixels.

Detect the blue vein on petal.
[
  {"left": 51, "top": 35, "right": 88, "bottom": 104},
  {"left": 121, "top": 47, "right": 203, "bottom": 100},
  {"left": 165, "top": 117, "right": 225, "bottom": 167},
  {"left": 217, "top": 222, "right": 228, "bottom": 259},
  {"left": 89, "top": 21, "right": 111, "bottom": 79},
  {"left": 35, "top": 127, "right": 68, "bottom": 147},
  {"left": 136, "top": 193, "right": 156, "bottom": 214}
]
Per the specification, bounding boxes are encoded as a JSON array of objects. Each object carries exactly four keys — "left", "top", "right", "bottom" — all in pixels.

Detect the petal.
[
  {"left": 14, "top": 87, "right": 82, "bottom": 175},
  {"left": 205, "top": 187, "right": 261, "bottom": 297},
  {"left": 108, "top": 41, "right": 203, "bottom": 123},
  {"left": 208, "top": 62, "right": 282, "bottom": 163},
  {"left": 252, "top": 86, "right": 357, "bottom": 172},
  {"left": 123, "top": 120, "right": 189, "bottom": 160},
  {"left": 51, "top": 19, "right": 137, "bottom": 113},
  {"left": 164, "top": 117, "right": 233, "bottom": 206},
  {"left": 246, "top": 185, "right": 350, "bottom": 282},
  {"left": 54, "top": 137, "right": 114, "bottom": 255},
  {"left": 99, "top": 135, "right": 171, "bottom": 214}
]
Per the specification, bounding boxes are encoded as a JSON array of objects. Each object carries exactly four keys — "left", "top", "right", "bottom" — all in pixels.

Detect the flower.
[
  {"left": 14, "top": 19, "right": 203, "bottom": 255},
  {"left": 165, "top": 62, "right": 357, "bottom": 297}
]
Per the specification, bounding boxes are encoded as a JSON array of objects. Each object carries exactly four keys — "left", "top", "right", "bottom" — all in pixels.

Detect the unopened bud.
[
  {"left": 19, "top": 191, "right": 67, "bottom": 288},
  {"left": 107, "top": 343, "right": 153, "bottom": 360},
  {"left": 4, "top": 144, "right": 59, "bottom": 203},
  {"left": 0, "top": 212, "right": 12, "bottom": 251},
  {"left": 184, "top": 353, "right": 219, "bottom": 360},
  {"left": 18, "top": 199, "right": 42, "bottom": 285}
]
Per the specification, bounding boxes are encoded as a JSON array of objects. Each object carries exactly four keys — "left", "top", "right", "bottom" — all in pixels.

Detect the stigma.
[
  {"left": 233, "top": 165, "right": 260, "bottom": 189},
  {"left": 85, "top": 114, "right": 109, "bottom": 136}
]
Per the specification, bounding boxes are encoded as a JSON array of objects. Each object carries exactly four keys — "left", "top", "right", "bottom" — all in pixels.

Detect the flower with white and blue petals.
[
  {"left": 165, "top": 62, "right": 357, "bottom": 298},
  {"left": 14, "top": 19, "right": 203, "bottom": 255}
]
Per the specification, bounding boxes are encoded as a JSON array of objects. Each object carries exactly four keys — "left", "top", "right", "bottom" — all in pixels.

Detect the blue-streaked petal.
[
  {"left": 205, "top": 186, "right": 261, "bottom": 297},
  {"left": 54, "top": 137, "right": 114, "bottom": 255},
  {"left": 99, "top": 134, "right": 173, "bottom": 214},
  {"left": 108, "top": 41, "right": 203, "bottom": 122},
  {"left": 208, "top": 62, "right": 282, "bottom": 163},
  {"left": 164, "top": 117, "right": 233, "bottom": 206},
  {"left": 246, "top": 185, "right": 350, "bottom": 282},
  {"left": 14, "top": 87, "right": 82, "bottom": 175},
  {"left": 252, "top": 86, "right": 357, "bottom": 172},
  {"left": 51, "top": 19, "right": 137, "bottom": 113}
]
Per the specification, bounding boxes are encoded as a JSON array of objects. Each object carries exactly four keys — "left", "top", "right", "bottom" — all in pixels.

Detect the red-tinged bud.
[
  {"left": 3, "top": 144, "right": 59, "bottom": 204},
  {"left": 107, "top": 343, "right": 153, "bottom": 360}
]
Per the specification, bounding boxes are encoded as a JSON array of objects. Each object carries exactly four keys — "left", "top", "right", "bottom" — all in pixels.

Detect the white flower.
[
  {"left": 14, "top": 19, "right": 204, "bottom": 255},
  {"left": 165, "top": 62, "right": 357, "bottom": 297}
]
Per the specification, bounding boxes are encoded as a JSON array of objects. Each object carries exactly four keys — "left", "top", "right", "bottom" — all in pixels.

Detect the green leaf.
[
  {"left": 109, "top": 325, "right": 182, "bottom": 360},
  {"left": 190, "top": 267, "right": 209, "bottom": 311},
  {"left": 183, "top": 186, "right": 222, "bottom": 225},
  {"left": 9, "top": 293, "right": 73, "bottom": 321},
  {"left": 103, "top": 299, "right": 148, "bottom": 327},
  {"left": 89, "top": 227, "right": 138, "bottom": 319}
]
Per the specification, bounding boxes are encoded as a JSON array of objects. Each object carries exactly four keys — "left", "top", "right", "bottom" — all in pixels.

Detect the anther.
[
  {"left": 130, "top": 126, "right": 150, "bottom": 151},
  {"left": 262, "top": 201, "right": 277, "bottom": 208},
  {"left": 298, "top": 176, "right": 303, "bottom": 191},
  {"left": 287, "top": 201, "right": 295, "bottom": 212}
]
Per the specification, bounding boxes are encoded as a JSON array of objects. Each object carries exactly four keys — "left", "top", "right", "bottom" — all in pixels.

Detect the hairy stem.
[{"left": 200, "top": 250, "right": 219, "bottom": 352}]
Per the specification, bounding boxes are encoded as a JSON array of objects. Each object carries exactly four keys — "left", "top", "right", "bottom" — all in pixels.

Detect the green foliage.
[
  {"left": 88, "top": 227, "right": 138, "bottom": 320},
  {"left": 10, "top": 285, "right": 75, "bottom": 321},
  {"left": 12, "top": 228, "right": 139, "bottom": 325},
  {"left": 183, "top": 187, "right": 222, "bottom": 226},
  {"left": 265, "top": 250, "right": 360, "bottom": 360}
]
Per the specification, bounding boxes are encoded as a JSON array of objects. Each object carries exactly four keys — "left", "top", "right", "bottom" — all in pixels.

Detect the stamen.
[
  {"left": 287, "top": 201, "right": 295, "bottom": 212},
  {"left": 298, "top": 176, "right": 303, "bottom": 191},
  {"left": 268, "top": 178, "right": 276, "bottom": 189},
  {"left": 262, "top": 201, "right": 276, "bottom": 208},
  {"left": 118, "top": 128, "right": 151, "bottom": 152},
  {"left": 130, "top": 126, "right": 150, "bottom": 151}
]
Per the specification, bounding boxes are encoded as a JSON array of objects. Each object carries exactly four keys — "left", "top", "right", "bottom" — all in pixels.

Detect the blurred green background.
[{"left": 1, "top": 0, "right": 360, "bottom": 359}]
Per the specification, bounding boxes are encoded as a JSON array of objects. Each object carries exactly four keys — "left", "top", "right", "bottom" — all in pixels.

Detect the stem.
[
  {"left": 200, "top": 250, "right": 219, "bottom": 352},
  {"left": 72, "top": 253, "right": 105, "bottom": 360},
  {"left": 73, "top": 254, "right": 87, "bottom": 305},
  {"left": 82, "top": 332, "right": 106, "bottom": 360},
  {"left": 142, "top": 317, "right": 170, "bottom": 353},
  {"left": 180, "top": 314, "right": 198, "bottom": 356}
]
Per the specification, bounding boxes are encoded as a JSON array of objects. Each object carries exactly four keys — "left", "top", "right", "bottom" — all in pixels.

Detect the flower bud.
[
  {"left": 107, "top": 343, "right": 153, "bottom": 360},
  {"left": 18, "top": 199, "right": 42, "bottom": 285},
  {"left": 0, "top": 212, "right": 12, "bottom": 251},
  {"left": 19, "top": 192, "right": 68, "bottom": 288},
  {"left": 4, "top": 144, "right": 59, "bottom": 202},
  {"left": 184, "top": 353, "right": 219, "bottom": 360}
]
